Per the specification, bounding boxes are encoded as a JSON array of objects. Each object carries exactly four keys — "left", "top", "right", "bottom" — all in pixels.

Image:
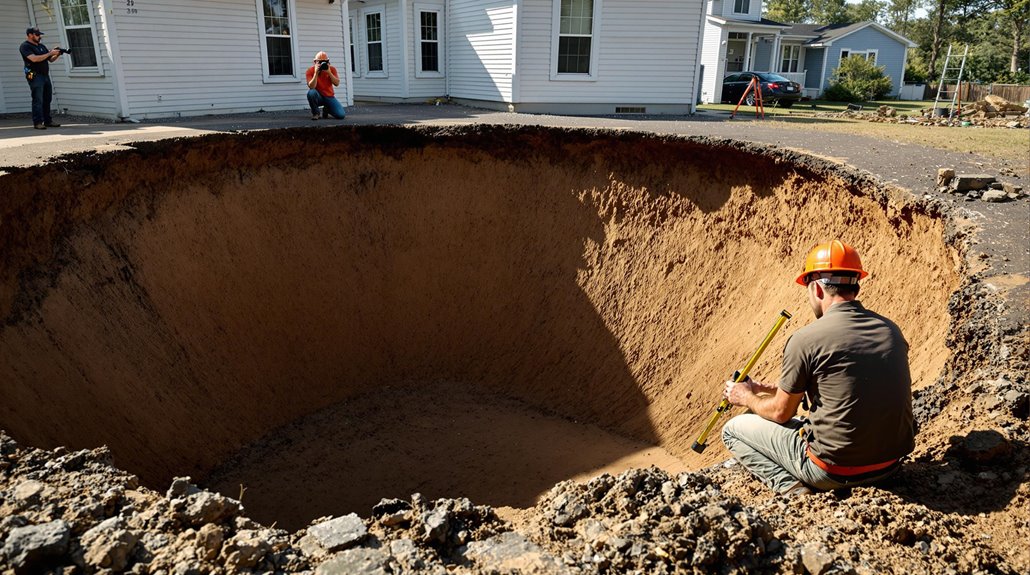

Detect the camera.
[
  {"left": 318, "top": 60, "right": 329, "bottom": 71},
  {"left": 56, "top": 48, "right": 72, "bottom": 55}
]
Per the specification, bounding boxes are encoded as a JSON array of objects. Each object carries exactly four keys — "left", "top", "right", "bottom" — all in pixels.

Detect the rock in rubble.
[
  {"left": 951, "top": 174, "right": 997, "bottom": 192},
  {"left": 308, "top": 513, "right": 368, "bottom": 552},
  {"left": 316, "top": 547, "right": 392, "bottom": 575},
  {"left": 800, "top": 542, "right": 837, "bottom": 575},
  {"left": 1, "top": 519, "right": 71, "bottom": 573},
  {"left": 950, "top": 429, "right": 1013, "bottom": 466},
  {"left": 982, "top": 190, "right": 1009, "bottom": 202},
  {"left": 936, "top": 168, "right": 955, "bottom": 188},
  {"left": 175, "top": 489, "right": 242, "bottom": 526},
  {"left": 79, "top": 516, "right": 138, "bottom": 571},
  {"left": 463, "top": 531, "right": 569, "bottom": 574}
]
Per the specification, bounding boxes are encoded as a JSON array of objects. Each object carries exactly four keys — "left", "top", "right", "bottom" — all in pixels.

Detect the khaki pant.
[{"left": 721, "top": 414, "right": 899, "bottom": 493}]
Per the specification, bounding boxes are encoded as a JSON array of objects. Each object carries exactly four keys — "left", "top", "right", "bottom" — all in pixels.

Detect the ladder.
[{"left": 932, "top": 44, "right": 968, "bottom": 125}]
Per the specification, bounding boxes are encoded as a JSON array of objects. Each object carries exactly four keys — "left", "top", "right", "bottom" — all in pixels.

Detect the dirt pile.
[{"left": 2, "top": 431, "right": 1025, "bottom": 574}]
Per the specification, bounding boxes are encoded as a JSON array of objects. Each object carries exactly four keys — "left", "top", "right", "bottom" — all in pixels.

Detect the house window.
[
  {"left": 57, "top": 0, "right": 99, "bottom": 69},
  {"left": 349, "top": 17, "right": 359, "bottom": 76},
  {"left": 415, "top": 4, "right": 444, "bottom": 77},
  {"left": 260, "top": 0, "right": 294, "bottom": 76},
  {"left": 841, "top": 49, "right": 877, "bottom": 65},
  {"left": 365, "top": 10, "right": 385, "bottom": 75},
  {"left": 555, "top": 0, "right": 599, "bottom": 76},
  {"left": 780, "top": 45, "right": 800, "bottom": 73},
  {"left": 733, "top": 0, "right": 750, "bottom": 14}
]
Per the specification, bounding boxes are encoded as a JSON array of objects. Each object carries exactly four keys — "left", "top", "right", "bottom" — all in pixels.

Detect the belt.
[{"left": 806, "top": 447, "right": 898, "bottom": 476}]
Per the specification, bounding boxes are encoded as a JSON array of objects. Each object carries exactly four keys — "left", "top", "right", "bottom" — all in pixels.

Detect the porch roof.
[{"left": 707, "top": 15, "right": 790, "bottom": 30}]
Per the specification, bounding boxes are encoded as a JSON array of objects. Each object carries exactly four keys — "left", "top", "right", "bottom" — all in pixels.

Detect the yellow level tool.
[{"left": 691, "top": 309, "right": 792, "bottom": 454}]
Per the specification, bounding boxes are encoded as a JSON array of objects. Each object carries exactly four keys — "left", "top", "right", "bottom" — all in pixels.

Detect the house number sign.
[{"left": 125, "top": 0, "right": 138, "bottom": 15}]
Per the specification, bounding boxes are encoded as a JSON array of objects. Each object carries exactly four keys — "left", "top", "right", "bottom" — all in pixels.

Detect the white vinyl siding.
[
  {"left": 446, "top": 0, "right": 515, "bottom": 102},
  {"left": 111, "top": 0, "right": 347, "bottom": 119},
  {"left": 519, "top": 0, "right": 702, "bottom": 106},
  {"left": 699, "top": 19, "right": 727, "bottom": 104},
  {"left": 1, "top": 0, "right": 33, "bottom": 113},
  {"left": 56, "top": 0, "right": 103, "bottom": 73}
]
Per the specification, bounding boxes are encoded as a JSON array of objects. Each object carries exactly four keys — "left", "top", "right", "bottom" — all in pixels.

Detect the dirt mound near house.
[{"left": 0, "top": 125, "right": 1026, "bottom": 573}]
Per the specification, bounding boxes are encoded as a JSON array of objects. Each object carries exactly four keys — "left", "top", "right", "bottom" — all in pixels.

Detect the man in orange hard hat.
[{"left": 721, "top": 240, "right": 914, "bottom": 495}]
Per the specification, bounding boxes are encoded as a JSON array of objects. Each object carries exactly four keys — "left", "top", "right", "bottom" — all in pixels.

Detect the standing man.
[
  {"left": 721, "top": 240, "right": 914, "bottom": 495},
  {"left": 305, "top": 51, "right": 346, "bottom": 121},
  {"left": 20, "top": 27, "right": 63, "bottom": 130}
]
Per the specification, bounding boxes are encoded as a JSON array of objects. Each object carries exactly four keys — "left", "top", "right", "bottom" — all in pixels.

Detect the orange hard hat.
[{"left": 795, "top": 240, "right": 869, "bottom": 285}]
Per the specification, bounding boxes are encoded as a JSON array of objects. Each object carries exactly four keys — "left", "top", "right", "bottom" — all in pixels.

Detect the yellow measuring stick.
[{"left": 691, "top": 309, "right": 792, "bottom": 454}]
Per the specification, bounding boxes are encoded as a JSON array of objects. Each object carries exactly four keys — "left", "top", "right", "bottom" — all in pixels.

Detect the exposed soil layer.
[{"left": 1, "top": 125, "right": 1025, "bottom": 573}]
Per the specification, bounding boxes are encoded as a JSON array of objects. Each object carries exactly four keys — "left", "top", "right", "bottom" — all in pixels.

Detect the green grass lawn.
[
  {"left": 697, "top": 99, "right": 935, "bottom": 117},
  {"left": 697, "top": 100, "right": 1026, "bottom": 162}
]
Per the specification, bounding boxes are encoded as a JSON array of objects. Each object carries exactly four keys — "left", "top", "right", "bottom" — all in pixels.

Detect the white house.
[
  {"left": 3, "top": 0, "right": 708, "bottom": 120},
  {"left": 699, "top": 0, "right": 916, "bottom": 103}
]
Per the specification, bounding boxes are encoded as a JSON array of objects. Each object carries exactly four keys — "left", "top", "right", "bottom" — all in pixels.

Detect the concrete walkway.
[{"left": 1, "top": 103, "right": 1026, "bottom": 324}]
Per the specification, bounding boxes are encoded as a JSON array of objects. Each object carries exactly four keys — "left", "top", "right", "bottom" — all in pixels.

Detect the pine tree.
[
  {"left": 764, "top": 0, "right": 811, "bottom": 22},
  {"left": 811, "top": 0, "right": 851, "bottom": 23}
]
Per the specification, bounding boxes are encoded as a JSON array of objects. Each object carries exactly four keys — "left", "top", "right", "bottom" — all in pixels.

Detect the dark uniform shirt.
[
  {"left": 20, "top": 41, "right": 50, "bottom": 76},
  {"left": 778, "top": 300, "right": 915, "bottom": 466}
]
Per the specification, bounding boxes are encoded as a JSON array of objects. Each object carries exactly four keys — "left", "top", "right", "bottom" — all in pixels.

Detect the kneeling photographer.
[
  {"left": 305, "top": 51, "right": 346, "bottom": 120},
  {"left": 19, "top": 27, "right": 66, "bottom": 130}
]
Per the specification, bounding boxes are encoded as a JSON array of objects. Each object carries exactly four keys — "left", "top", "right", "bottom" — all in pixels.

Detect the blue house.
[{"left": 700, "top": 0, "right": 916, "bottom": 104}]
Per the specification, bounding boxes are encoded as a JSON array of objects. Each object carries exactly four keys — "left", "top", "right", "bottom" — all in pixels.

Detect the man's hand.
[{"left": 724, "top": 378, "right": 754, "bottom": 407}]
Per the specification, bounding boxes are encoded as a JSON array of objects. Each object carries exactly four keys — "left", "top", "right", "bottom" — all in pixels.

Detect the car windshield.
[{"left": 760, "top": 73, "right": 791, "bottom": 82}]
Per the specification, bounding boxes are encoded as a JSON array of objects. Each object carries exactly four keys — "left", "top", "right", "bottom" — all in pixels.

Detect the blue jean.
[
  {"left": 722, "top": 414, "right": 900, "bottom": 493},
  {"left": 307, "top": 89, "right": 346, "bottom": 119},
  {"left": 28, "top": 74, "right": 53, "bottom": 125}
]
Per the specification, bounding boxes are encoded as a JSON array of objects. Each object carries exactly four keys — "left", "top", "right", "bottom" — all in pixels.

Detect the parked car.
[{"left": 721, "top": 72, "right": 802, "bottom": 107}]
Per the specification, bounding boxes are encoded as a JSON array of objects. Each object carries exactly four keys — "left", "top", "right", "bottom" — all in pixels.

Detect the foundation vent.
[{"left": 615, "top": 106, "right": 646, "bottom": 114}]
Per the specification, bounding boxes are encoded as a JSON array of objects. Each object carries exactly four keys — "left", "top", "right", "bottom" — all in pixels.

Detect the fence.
[{"left": 926, "top": 83, "right": 1030, "bottom": 103}]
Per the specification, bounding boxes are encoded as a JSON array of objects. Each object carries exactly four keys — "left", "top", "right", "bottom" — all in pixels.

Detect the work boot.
[
  {"left": 33, "top": 123, "right": 46, "bottom": 130},
  {"left": 321, "top": 108, "right": 329, "bottom": 119},
  {"left": 44, "top": 121, "right": 60, "bottom": 127},
  {"left": 311, "top": 113, "right": 319, "bottom": 121},
  {"left": 783, "top": 481, "right": 814, "bottom": 496}
]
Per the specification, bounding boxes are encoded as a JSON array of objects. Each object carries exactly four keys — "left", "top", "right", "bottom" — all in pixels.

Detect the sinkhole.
[{"left": 0, "top": 125, "right": 959, "bottom": 531}]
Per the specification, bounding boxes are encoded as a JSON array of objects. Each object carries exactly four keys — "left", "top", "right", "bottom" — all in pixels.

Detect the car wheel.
[
  {"left": 745, "top": 93, "right": 756, "bottom": 106},
  {"left": 779, "top": 99, "right": 795, "bottom": 109}
]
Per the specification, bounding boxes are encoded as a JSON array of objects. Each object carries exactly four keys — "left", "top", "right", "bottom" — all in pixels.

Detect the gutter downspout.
[
  {"left": 689, "top": 0, "right": 705, "bottom": 112},
  {"left": 400, "top": 0, "right": 410, "bottom": 100},
  {"left": 342, "top": 0, "right": 354, "bottom": 106},
  {"left": 97, "top": 0, "right": 132, "bottom": 121},
  {"left": 510, "top": 0, "right": 520, "bottom": 108}
]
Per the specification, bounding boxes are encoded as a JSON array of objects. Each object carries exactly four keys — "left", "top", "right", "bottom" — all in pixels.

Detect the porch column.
[
  {"left": 743, "top": 32, "right": 753, "bottom": 71},
  {"left": 772, "top": 36, "right": 781, "bottom": 72}
]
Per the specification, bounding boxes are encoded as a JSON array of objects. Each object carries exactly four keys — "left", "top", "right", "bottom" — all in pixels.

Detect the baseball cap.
[{"left": 26, "top": 27, "right": 43, "bottom": 36}]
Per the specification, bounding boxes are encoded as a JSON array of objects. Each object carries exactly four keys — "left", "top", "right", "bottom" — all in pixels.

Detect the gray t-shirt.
[{"left": 779, "top": 300, "right": 915, "bottom": 466}]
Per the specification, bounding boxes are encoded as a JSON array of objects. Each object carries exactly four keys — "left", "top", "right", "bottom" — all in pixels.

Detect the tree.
[
  {"left": 998, "top": 0, "right": 1029, "bottom": 73},
  {"left": 765, "top": 0, "right": 811, "bottom": 22},
  {"left": 886, "top": 0, "right": 923, "bottom": 37},
  {"left": 811, "top": 0, "right": 851, "bottom": 23},
  {"left": 847, "top": 0, "right": 887, "bottom": 22}
]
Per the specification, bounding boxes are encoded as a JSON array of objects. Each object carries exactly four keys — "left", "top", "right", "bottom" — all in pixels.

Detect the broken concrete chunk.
[
  {"left": 183, "top": 491, "right": 242, "bottom": 526},
  {"left": 464, "top": 532, "right": 570, "bottom": 574},
  {"left": 1, "top": 520, "right": 71, "bottom": 572},
  {"left": 81, "top": 517, "right": 138, "bottom": 571},
  {"left": 982, "top": 190, "right": 1009, "bottom": 202},
  {"left": 316, "top": 547, "right": 391, "bottom": 575},
  {"left": 951, "top": 174, "right": 997, "bottom": 192},
  {"left": 936, "top": 168, "right": 955, "bottom": 188},
  {"left": 308, "top": 513, "right": 368, "bottom": 552}
]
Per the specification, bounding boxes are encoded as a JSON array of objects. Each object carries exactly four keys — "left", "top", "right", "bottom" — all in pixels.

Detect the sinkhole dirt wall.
[{"left": 0, "top": 125, "right": 959, "bottom": 496}]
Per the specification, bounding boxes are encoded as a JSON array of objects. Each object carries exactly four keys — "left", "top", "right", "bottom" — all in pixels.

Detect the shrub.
[{"left": 823, "top": 55, "right": 894, "bottom": 101}]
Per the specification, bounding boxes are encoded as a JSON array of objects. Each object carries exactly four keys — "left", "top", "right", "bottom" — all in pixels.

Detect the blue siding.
[
  {"left": 822, "top": 26, "right": 907, "bottom": 96},
  {"left": 753, "top": 40, "right": 774, "bottom": 71},
  {"left": 804, "top": 47, "right": 824, "bottom": 89}
]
